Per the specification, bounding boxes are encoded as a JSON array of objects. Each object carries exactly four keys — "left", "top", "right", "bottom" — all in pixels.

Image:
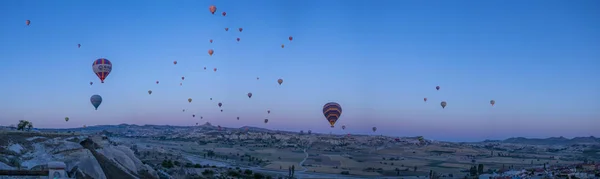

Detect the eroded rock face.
[{"left": 79, "top": 137, "right": 158, "bottom": 179}]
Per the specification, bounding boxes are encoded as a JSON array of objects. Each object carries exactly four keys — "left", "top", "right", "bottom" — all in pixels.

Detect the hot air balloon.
[
  {"left": 323, "top": 102, "right": 342, "bottom": 128},
  {"left": 239, "top": 28, "right": 243, "bottom": 32},
  {"left": 156, "top": 81, "right": 159, "bottom": 84},
  {"left": 213, "top": 68, "right": 217, "bottom": 72},
  {"left": 78, "top": 44, "right": 81, "bottom": 48},
  {"left": 148, "top": 90, "right": 152, "bottom": 95},
  {"left": 281, "top": 44, "right": 285, "bottom": 48},
  {"left": 222, "top": 12, "right": 227, "bottom": 16},
  {"left": 26, "top": 20, "right": 31, "bottom": 26},
  {"left": 181, "top": 76, "right": 185, "bottom": 80},
  {"left": 208, "top": 49, "right": 214, "bottom": 56},
  {"left": 210, "top": 98, "right": 212, "bottom": 100},
  {"left": 441, "top": 101, "right": 447, "bottom": 109},
  {"left": 209, "top": 5, "right": 217, "bottom": 14},
  {"left": 209, "top": 39, "right": 213, "bottom": 43},
  {"left": 247, "top": 92, "right": 252, "bottom": 98},
  {"left": 90, "top": 82, "right": 93, "bottom": 86},
  {"left": 173, "top": 61, "right": 177, "bottom": 65},
  {"left": 264, "top": 119, "right": 269, "bottom": 123},
  {"left": 372, "top": 127, "right": 377, "bottom": 132},
  {"left": 237, "top": 117, "right": 240, "bottom": 120},
  {"left": 183, "top": 109, "right": 185, "bottom": 112},
  {"left": 424, "top": 98, "right": 427, "bottom": 102},
  {"left": 220, "top": 109, "right": 223, "bottom": 112},
  {"left": 218, "top": 102, "right": 222, "bottom": 107},
  {"left": 308, "top": 130, "right": 312, "bottom": 134},
  {"left": 342, "top": 125, "right": 346, "bottom": 130},
  {"left": 289, "top": 36, "right": 293, "bottom": 42},
  {"left": 490, "top": 100, "right": 496, "bottom": 106},
  {"left": 92, "top": 58, "right": 112, "bottom": 83},
  {"left": 196, "top": 122, "right": 198, "bottom": 125},
  {"left": 277, "top": 79, "right": 283, "bottom": 85},
  {"left": 225, "top": 28, "right": 229, "bottom": 31},
  {"left": 436, "top": 86, "right": 440, "bottom": 91},
  {"left": 267, "top": 110, "right": 270, "bottom": 114},
  {"left": 90, "top": 94, "right": 102, "bottom": 110},
  {"left": 200, "top": 116, "right": 203, "bottom": 119},
  {"left": 193, "top": 114, "right": 196, "bottom": 117},
  {"left": 83, "top": 125, "right": 87, "bottom": 128},
  {"left": 180, "top": 83, "right": 183, "bottom": 86},
  {"left": 256, "top": 77, "right": 259, "bottom": 80},
  {"left": 188, "top": 98, "right": 192, "bottom": 103},
  {"left": 65, "top": 117, "right": 69, "bottom": 122},
  {"left": 218, "top": 125, "right": 222, "bottom": 130},
  {"left": 204, "top": 67, "right": 207, "bottom": 70},
  {"left": 236, "top": 38, "right": 240, "bottom": 42}
]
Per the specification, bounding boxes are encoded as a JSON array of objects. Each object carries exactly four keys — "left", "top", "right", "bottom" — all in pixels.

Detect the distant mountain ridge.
[
  {"left": 6, "top": 124, "right": 597, "bottom": 144},
  {"left": 488, "top": 136, "right": 599, "bottom": 145}
]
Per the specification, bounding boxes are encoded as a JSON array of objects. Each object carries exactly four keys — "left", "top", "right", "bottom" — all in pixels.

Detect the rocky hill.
[
  {"left": 0, "top": 131, "right": 158, "bottom": 179},
  {"left": 500, "top": 136, "right": 600, "bottom": 145}
]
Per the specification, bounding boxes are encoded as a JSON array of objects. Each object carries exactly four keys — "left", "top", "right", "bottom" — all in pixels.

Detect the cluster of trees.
[
  {"left": 203, "top": 150, "right": 268, "bottom": 166},
  {"left": 161, "top": 160, "right": 179, "bottom": 168},
  {"left": 468, "top": 164, "right": 485, "bottom": 176},
  {"left": 16, "top": 120, "right": 34, "bottom": 131},
  {"left": 287, "top": 165, "right": 295, "bottom": 178}
]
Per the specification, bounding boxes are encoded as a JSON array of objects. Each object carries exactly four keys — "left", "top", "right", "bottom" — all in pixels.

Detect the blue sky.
[{"left": 1, "top": 0, "right": 598, "bottom": 142}]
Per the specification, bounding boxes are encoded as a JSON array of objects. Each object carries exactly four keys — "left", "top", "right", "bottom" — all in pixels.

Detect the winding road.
[{"left": 298, "top": 148, "right": 308, "bottom": 172}]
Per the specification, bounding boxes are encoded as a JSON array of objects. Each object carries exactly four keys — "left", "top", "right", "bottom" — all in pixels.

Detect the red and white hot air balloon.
[{"left": 209, "top": 5, "right": 217, "bottom": 14}]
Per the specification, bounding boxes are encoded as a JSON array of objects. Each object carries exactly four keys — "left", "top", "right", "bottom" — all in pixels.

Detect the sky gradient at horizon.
[{"left": 1, "top": 0, "right": 599, "bottom": 142}]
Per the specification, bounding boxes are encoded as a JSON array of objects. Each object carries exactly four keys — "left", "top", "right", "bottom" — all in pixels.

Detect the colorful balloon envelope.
[
  {"left": 92, "top": 58, "right": 112, "bottom": 83},
  {"left": 209, "top": 5, "right": 217, "bottom": 14},
  {"left": 323, "top": 102, "right": 342, "bottom": 127}
]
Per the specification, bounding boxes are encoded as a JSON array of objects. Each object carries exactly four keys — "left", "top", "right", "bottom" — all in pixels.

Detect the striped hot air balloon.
[
  {"left": 92, "top": 58, "right": 112, "bottom": 83},
  {"left": 323, "top": 102, "right": 342, "bottom": 128}
]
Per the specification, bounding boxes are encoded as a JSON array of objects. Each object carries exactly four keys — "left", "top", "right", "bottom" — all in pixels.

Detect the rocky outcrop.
[{"left": 80, "top": 138, "right": 159, "bottom": 179}]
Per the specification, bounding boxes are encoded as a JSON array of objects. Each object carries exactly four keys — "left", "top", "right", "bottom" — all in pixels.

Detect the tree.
[
  {"left": 429, "top": 170, "right": 433, "bottom": 178},
  {"left": 469, "top": 166, "right": 478, "bottom": 176},
  {"left": 17, "top": 120, "right": 33, "bottom": 131},
  {"left": 292, "top": 165, "right": 295, "bottom": 176},
  {"left": 414, "top": 166, "right": 417, "bottom": 171},
  {"left": 477, "top": 164, "right": 484, "bottom": 175}
]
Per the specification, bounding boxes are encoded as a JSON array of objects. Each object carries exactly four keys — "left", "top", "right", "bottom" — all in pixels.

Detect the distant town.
[{"left": 1, "top": 122, "right": 599, "bottom": 179}]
